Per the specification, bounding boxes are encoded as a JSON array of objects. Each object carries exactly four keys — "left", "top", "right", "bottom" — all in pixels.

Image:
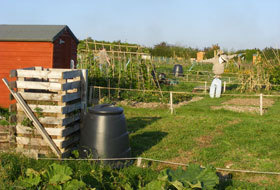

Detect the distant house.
[
  {"left": 196, "top": 51, "right": 205, "bottom": 62},
  {"left": 0, "top": 25, "right": 79, "bottom": 108}
]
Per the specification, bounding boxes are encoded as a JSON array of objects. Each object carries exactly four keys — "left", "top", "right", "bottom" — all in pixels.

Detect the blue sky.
[{"left": 1, "top": 0, "right": 280, "bottom": 50}]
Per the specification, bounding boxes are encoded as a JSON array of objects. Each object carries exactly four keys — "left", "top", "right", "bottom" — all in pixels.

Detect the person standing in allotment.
[
  {"left": 209, "top": 51, "right": 228, "bottom": 98},
  {"left": 97, "top": 47, "right": 111, "bottom": 74}
]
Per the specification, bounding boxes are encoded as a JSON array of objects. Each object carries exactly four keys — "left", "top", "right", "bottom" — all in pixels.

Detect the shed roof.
[{"left": 0, "top": 25, "right": 79, "bottom": 43}]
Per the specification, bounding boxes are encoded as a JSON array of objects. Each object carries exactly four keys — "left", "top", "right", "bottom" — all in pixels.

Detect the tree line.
[{"left": 79, "top": 38, "right": 279, "bottom": 61}]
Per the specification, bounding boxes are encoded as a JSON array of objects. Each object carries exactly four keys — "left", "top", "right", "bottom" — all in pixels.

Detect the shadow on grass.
[
  {"left": 130, "top": 131, "right": 168, "bottom": 157},
  {"left": 126, "top": 117, "right": 161, "bottom": 133},
  {"left": 127, "top": 117, "right": 166, "bottom": 157}
]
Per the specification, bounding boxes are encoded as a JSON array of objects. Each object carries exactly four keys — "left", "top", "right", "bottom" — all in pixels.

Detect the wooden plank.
[
  {"left": 38, "top": 113, "right": 80, "bottom": 125},
  {"left": 62, "top": 91, "right": 80, "bottom": 102},
  {"left": 48, "top": 68, "right": 77, "bottom": 72},
  {"left": 16, "top": 70, "right": 62, "bottom": 79},
  {"left": 16, "top": 104, "right": 61, "bottom": 113},
  {"left": 89, "top": 86, "right": 93, "bottom": 104},
  {"left": 9, "top": 81, "right": 17, "bottom": 88},
  {"left": 16, "top": 123, "right": 80, "bottom": 137},
  {"left": 16, "top": 148, "right": 40, "bottom": 159},
  {"left": 10, "top": 70, "right": 17, "bottom": 77},
  {"left": 46, "top": 123, "right": 80, "bottom": 137},
  {"left": 66, "top": 77, "right": 81, "bottom": 82},
  {"left": 61, "top": 102, "right": 81, "bottom": 113},
  {"left": 17, "top": 102, "right": 81, "bottom": 114},
  {"left": 16, "top": 81, "right": 62, "bottom": 90},
  {"left": 20, "top": 92, "right": 61, "bottom": 101},
  {"left": 2, "top": 78, "right": 61, "bottom": 158},
  {"left": 62, "top": 81, "right": 80, "bottom": 91},
  {"left": 9, "top": 115, "right": 17, "bottom": 123},
  {"left": 16, "top": 147, "right": 74, "bottom": 159},
  {"left": 34, "top": 67, "right": 43, "bottom": 71},
  {"left": 62, "top": 70, "right": 81, "bottom": 79},
  {"left": 61, "top": 113, "right": 81, "bottom": 126},
  {"left": 20, "top": 91, "right": 80, "bottom": 102},
  {"left": 16, "top": 135, "right": 79, "bottom": 149},
  {"left": 15, "top": 69, "right": 80, "bottom": 80},
  {"left": 81, "top": 69, "right": 88, "bottom": 113},
  {"left": 9, "top": 104, "right": 17, "bottom": 112}
]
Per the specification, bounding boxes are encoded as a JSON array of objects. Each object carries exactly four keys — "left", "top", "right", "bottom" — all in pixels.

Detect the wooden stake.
[
  {"left": 260, "top": 93, "right": 263, "bottom": 116},
  {"left": 204, "top": 81, "right": 207, "bottom": 94},
  {"left": 2, "top": 78, "right": 61, "bottom": 158},
  {"left": 137, "top": 157, "right": 142, "bottom": 167},
  {"left": 89, "top": 86, "right": 93, "bottom": 104},
  {"left": 170, "top": 91, "right": 174, "bottom": 114},
  {"left": 81, "top": 69, "right": 88, "bottom": 114},
  {"left": 108, "top": 79, "right": 111, "bottom": 101},
  {"left": 99, "top": 87, "right": 101, "bottom": 103},
  {"left": 93, "top": 86, "right": 95, "bottom": 104},
  {"left": 223, "top": 81, "right": 226, "bottom": 92}
]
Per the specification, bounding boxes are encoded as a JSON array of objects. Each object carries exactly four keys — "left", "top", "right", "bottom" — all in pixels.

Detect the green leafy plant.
[
  {"left": 34, "top": 107, "right": 44, "bottom": 118},
  {"left": 145, "top": 164, "right": 219, "bottom": 190},
  {"left": 0, "top": 107, "right": 10, "bottom": 126},
  {"left": 21, "top": 107, "right": 44, "bottom": 128},
  {"left": 21, "top": 117, "right": 33, "bottom": 128},
  {"left": 0, "top": 119, "right": 9, "bottom": 126},
  {"left": 19, "top": 168, "right": 41, "bottom": 187},
  {"left": 17, "top": 163, "right": 86, "bottom": 190}
]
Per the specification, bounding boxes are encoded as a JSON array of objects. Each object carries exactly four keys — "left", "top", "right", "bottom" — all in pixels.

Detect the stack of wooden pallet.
[
  {"left": 0, "top": 125, "right": 15, "bottom": 150},
  {"left": 10, "top": 67, "right": 85, "bottom": 158}
]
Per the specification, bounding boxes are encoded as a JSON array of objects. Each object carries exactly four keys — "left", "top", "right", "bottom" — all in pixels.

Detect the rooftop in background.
[{"left": 0, "top": 25, "right": 79, "bottom": 43}]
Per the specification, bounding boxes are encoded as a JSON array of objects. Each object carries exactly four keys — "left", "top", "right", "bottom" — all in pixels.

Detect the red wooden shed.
[{"left": 0, "top": 25, "right": 79, "bottom": 108}]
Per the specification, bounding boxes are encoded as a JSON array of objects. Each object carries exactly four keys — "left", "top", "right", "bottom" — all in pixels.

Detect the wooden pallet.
[
  {"left": 8, "top": 67, "right": 88, "bottom": 158},
  {"left": 0, "top": 125, "right": 16, "bottom": 150}
]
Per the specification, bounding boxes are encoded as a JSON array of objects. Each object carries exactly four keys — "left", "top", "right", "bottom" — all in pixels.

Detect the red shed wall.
[
  {"left": 53, "top": 31, "right": 77, "bottom": 68},
  {"left": 0, "top": 42, "right": 53, "bottom": 108}
]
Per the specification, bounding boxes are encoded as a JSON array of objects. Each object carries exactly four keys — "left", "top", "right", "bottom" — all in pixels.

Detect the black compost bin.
[
  {"left": 80, "top": 104, "right": 131, "bottom": 160},
  {"left": 172, "top": 64, "right": 184, "bottom": 76}
]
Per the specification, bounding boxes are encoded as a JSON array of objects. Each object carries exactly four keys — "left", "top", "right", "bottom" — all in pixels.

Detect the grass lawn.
[
  {"left": 123, "top": 95, "right": 280, "bottom": 188},
  {"left": 1, "top": 92, "right": 280, "bottom": 189}
]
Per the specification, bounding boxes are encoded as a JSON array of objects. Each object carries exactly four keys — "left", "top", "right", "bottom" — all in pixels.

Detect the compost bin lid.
[{"left": 89, "top": 104, "right": 124, "bottom": 115}]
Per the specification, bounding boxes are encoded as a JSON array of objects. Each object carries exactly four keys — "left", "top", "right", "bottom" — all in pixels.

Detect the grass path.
[{"left": 123, "top": 96, "right": 280, "bottom": 188}]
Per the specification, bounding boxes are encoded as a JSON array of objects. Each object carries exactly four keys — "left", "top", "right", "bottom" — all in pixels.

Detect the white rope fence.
[
  {"left": 90, "top": 86, "right": 280, "bottom": 115},
  {"left": 38, "top": 156, "right": 280, "bottom": 175}
]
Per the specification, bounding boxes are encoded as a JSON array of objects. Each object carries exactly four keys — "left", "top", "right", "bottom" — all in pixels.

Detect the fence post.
[
  {"left": 93, "top": 86, "right": 95, "bottom": 104},
  {"left": 137, "top": 157, "right": 142, "bottom": 167},
  {"left": 170, "top": 91, "right": 174, "bottom": 114},
  {"left": 89, "top": 86, "right": 93, "bottom": 104},
  {"left": 108, "top": 79, "right": 111, "bottom": 101},
  {"left": 99, "top": 87, "right": 101, "bottom": 104},
  {"left": 223, "top": 81, "right": 226, "bottom": 92},
  {"left": 81, "top": 69, "right": 88, "bottom": 114},
  {"left": 204, "top": 81, "right": 207, "bottom": 94},
  {"left": 260, "top": 93, "right": 263, "bottom": 116}
]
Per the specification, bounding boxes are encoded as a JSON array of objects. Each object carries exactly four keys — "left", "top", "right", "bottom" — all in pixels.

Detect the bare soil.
[
  {"left": 211, "top": 98, "right": 274, "bottom": 114},
  {"left": 118, "top": 97, "right": 204, "bottom": 109},
  {"left": 222, "top": 98, "right": 274, "bottom": 107}
]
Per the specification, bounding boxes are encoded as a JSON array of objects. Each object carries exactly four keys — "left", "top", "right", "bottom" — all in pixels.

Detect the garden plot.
[
  {"left": 211, "top": 98, "right": 274, "bottom": 113},
  {"left": 118, "top": 96, "right": 204, "bottom": 109}
]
